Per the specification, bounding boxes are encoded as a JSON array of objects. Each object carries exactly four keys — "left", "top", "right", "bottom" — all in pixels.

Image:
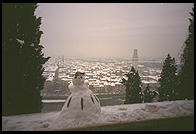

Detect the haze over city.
[{"left": 35, "top": 3, "right": 193, "bottom": 59}]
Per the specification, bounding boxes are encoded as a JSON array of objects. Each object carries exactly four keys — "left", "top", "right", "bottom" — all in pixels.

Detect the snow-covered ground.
[{"left": 2, "top": 100, "right": 194, "bottom": 131}]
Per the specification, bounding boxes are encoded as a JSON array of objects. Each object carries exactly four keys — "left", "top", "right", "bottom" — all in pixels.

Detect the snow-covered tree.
[
  {"left": 122, "top": 66, "right": 142, "bottom": 104},
  {"left": 158, "top": 54, "right": 177, "bottom": 101},
  {"left": 177, "top": 7, "right": 194, "bottom": 100}
]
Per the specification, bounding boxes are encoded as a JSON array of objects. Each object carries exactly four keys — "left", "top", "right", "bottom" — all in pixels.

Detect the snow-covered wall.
[{"left": 2, "top": 100, "right": 194, "bottom": 131}]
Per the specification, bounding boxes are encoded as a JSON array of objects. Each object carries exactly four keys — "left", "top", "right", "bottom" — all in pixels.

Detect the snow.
[
  {"left": 2, "top": 100, "right": 194, "bottom": 131},
  {"left": 44, "top": 66, "right": 58, "bottom": 72},
  {"left": 42, "top": 100, "right": 65, "bottom": 103},
  {"left": 16, "top": 38, "right": 24, "bottom": 44},
  {"left": 141, "top": 75, "right": 160, "bottom": 81},
  {"left": 46, "top": 73, "right": 55, "bottom": 81},
  {"left": 138, "top": 65, "right": 144, "bottom": 68},
  {"left": 142, "top": 80, "right": 157, "bottom": 84}
]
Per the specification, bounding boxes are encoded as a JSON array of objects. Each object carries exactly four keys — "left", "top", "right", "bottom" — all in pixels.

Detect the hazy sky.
[{"left": 35, "top": 3, "right": 193, "bottom": 59}]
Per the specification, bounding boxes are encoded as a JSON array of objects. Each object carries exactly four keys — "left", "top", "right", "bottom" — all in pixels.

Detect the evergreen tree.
[
  {"left": 122, "top": 66, "right": 142, "bottom": 104},
  {"left": 2, "top": 3, "right": 50, "bottom": 115},
  {"left": 177, "top": 7, "right": 194, "bottom": 100},
  {"left": 143, "top": 84, "right": 156, "bottom": 103},
  {"left": 158, "top": 54, "right": 177, "bottom": 101}
]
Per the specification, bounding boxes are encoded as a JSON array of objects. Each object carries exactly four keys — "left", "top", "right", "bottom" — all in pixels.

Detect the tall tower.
[
  {"left": 62, "top": 56, "right": 64, "bottom": 66},
  {"left": 132, "top": 49, "right": 139, "bottom": 71}
]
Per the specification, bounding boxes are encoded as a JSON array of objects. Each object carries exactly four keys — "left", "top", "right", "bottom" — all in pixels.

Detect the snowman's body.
[{"left": 51, "top": 77, "right": 101, "bottom": 129}]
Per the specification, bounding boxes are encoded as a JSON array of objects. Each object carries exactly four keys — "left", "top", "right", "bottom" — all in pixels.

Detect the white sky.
[{"left": 35, "top": 3, "right": 193, "bottom": 59}]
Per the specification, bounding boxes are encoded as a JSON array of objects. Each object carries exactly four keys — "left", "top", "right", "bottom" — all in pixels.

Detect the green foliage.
[
  {"left": 122, "top": 67, "right": 142, "bottom": 104},
  {"left": 158, "top": 54, "right": 177, "bottom": 101},
  {"left": 2, "top": 3, "right": 50, "bottom": 115},
  {"left": 177, "top": 7, "right": 194, "bottom": 100},
  {"left": 143, "top": 84, "right": 157, "bottom": 103}
]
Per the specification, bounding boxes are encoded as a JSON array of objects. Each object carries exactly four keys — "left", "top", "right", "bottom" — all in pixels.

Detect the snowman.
[{"left": 50, "top": 72, "right": 101, "bottom": 129}]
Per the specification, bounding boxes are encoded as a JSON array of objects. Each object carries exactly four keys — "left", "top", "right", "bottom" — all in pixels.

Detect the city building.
[{"left": 132, "top": 49, "right": 139, "bottom": 71}]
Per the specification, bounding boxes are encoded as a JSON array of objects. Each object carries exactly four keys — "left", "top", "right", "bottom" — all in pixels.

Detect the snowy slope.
[{"left": 2, "top": 100, "right": 194, "bottom": 131}]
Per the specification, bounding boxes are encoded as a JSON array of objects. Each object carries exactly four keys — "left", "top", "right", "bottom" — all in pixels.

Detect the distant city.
[{"left": 41, "top": 50, "right": 167, "bottom": 97}]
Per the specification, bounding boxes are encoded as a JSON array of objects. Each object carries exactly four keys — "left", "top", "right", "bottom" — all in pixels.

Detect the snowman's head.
[{"left": 72, "top": 72, "right": 85, "bottom": 86}]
